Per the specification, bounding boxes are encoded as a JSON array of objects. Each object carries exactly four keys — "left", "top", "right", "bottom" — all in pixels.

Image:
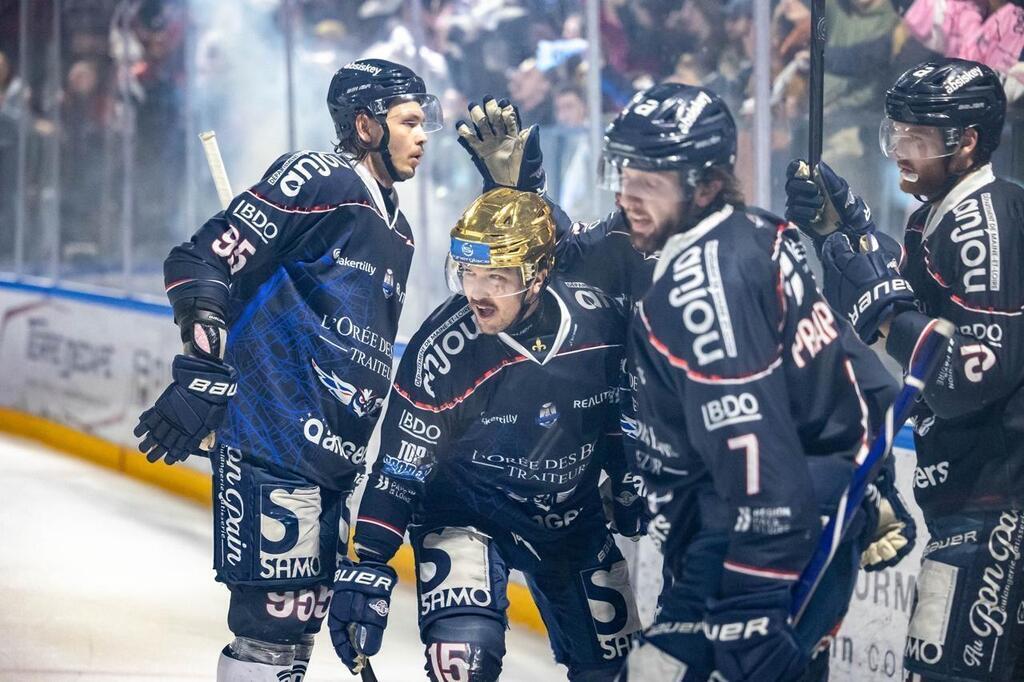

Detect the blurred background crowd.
[{"left": 2, "top": 0, "right": 1023, "bottom": 327}]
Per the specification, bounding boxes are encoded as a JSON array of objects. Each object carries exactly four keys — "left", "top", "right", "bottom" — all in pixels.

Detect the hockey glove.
[
  {"left": 860, "top": 476, "right": 916, "bottom": 572},
  {"left": 456, "top": 96, "right": 545, "bottom": 192},
  {"left": 329, "top": 558, "right": 397, "bottom": 673},
  {"left": 705, "top": 588, "right": 808, "bottom": 682},
  {"left": 785, "top": 160, "right": 877, "bottom": 252},
  {"left": 601, "top": 472, "right": 647, "bottom": 539},
  {"left": 134, "top": 354, "right": 237, "bottom": 465},
  {"left": 821, "top": 232, "right": 915, "bottom": 345}
]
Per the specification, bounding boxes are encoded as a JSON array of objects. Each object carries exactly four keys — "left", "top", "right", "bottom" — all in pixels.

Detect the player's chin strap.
[
  {"left": 505, "top": 276, "right": 549, "bottom": 334},
  {"left": 370, "top": 115, "right": 403, "bottom": 183}
]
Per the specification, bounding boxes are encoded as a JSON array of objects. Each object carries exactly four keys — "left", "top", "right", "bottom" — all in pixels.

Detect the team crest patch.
[{"left": 537, "top": 402, "right": 558, "bottom": 428}]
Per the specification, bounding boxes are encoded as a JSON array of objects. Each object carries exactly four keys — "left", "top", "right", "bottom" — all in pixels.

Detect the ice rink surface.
[{"left": 0, "top": 434, "right": 564, "bottom": 681}]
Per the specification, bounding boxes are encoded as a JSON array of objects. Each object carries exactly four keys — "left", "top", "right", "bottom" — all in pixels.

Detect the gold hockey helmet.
[{"left": 447, "top": 188, "right": 555, "bottom": 294}]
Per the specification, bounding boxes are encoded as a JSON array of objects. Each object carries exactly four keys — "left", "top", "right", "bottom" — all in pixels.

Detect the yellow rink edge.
[{"left": 0, "top": 406, "right": 547, "bottom": 637}]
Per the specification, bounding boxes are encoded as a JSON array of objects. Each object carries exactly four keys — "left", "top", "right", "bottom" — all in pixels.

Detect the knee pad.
[
  {"left": 422, "top": 614, "right": 506, "bottom": 682},
  {"left": 227, "top": 583, "right": 331, "bottom": 645},
  {"left": 217, "top": 637, "right": 294, "bottom": 681}
]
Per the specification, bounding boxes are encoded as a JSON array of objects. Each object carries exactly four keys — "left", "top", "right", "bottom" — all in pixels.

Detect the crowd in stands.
[{"left": 2, "top": 0, "right": 1022, "bottom": 281}]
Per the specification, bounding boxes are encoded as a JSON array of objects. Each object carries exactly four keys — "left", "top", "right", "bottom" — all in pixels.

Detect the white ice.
[{"left": 0, "top": 433, "right": 565, "bottom": 680}]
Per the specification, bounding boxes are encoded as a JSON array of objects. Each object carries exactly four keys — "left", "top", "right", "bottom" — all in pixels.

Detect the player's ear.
[
  {"left": 950, "top": 127, "right": 979, "bottom": 173},
  {"left": 693, "top": 177, "right": 724, "bottom": 209},
  {"left": 530, "top": 269, "right": 549, "bottom": 295},
  {"left": 355, "top": 112, "right": 381, "bottom": 146}
]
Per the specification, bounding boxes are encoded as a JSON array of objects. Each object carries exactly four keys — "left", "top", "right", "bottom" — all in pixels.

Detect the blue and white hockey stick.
[{"left": 791, "top": 316, "right": 954, "bottom": 624}]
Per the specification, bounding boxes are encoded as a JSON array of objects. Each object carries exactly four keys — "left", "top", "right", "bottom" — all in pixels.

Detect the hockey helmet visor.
[
  {"left": 445, "top": 188, "right": 555, "bottom": 299},
  {"left": 598, "top": 155, "right": 692, "bottom": 203},
  {"left": 879, "top": 117, "right": 963, "bottom": 161},
  {"left": 369, "top": 93, "right": 444, "bottom": 133}
]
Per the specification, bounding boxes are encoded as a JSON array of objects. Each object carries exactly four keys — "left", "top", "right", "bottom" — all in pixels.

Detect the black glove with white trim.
[
  {"left": 134, "top": 354, "right": 237, "bottom": 464},
  {"left": 820, "top": 232, "right": 915, "bottom": 344},
  {"left": 329, "top": 557, "right": 397, "bottom": 673}
]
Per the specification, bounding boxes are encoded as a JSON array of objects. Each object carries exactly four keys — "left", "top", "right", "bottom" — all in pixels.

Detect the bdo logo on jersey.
[
  {"left": 581, "top": 561, "right": 642, "bottom": 661},
  {"left": 259, "top": 486, "right": 323, "bottom": 580}
]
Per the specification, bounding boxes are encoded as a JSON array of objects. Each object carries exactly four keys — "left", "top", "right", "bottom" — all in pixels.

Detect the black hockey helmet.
[
  {"left": 327, "top": 59, "right": 442, "bottom": 179},
  {"left": 883, "top": 58, "right": 1006, "bottom": 161},
  {"left": 602, "top": 83, "right": 737, "bottom": 176}
]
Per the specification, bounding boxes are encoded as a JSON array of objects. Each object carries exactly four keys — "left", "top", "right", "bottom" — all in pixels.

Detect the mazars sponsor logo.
[
  {"left": 950, "top": 195, "right": 1000, "bottom": 294},
  {"left": 914, "top": 461, "right": 949, "bottom": 489},
  {"left": 666, "top": 240, "right": 736, "bottom": 366},
  {"left": 943, "top": 66, "right": 983, "bottom": 94},
  {"left": 399, "top": 409, "right": 442, "bottom": 445},
  {"left": 701, "top": 393, "right": 761, "bottom": 431},
  {"left": 968, "top": 510, "right": 1022, "bottom": 641},
  {"left": 414, "top": 309, "right": 479, "bottom": 397},
  {"left": 302, "top": 416, "right": 366, "bottom": 464},
  {"left": 267, "top": 151, "right": 343, "bottom": 197}
]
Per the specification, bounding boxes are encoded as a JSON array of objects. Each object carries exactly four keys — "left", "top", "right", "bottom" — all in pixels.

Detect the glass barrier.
[{"left": 2, "top": 0, "right": 1023, "bottom": 323}]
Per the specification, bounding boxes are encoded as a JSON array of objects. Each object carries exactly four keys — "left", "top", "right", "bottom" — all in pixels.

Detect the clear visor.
[
  {"left": 375, "top": 94, "right": 444, "bottom": 133},
  {"left": 444, "top": 254, "right": 531, "bottom": 299},
  {"left": 598, "top": 156, "right": 689, "bottom": 203},
  {"left": 879, "top": 118, "right": 962, "bottom": 161}
]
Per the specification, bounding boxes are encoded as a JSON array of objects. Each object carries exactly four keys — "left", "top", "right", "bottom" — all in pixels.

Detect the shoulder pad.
[
  {"left": 643, "top": 226, "right": 780, "bottom": 379},
  {"left": 256, "top": 150, "right": 368, "bottom": 208},
  {"left": 397, "top": 299, "right": 482, "bottom": 406},
  {"left": 929, "top": 183, "right": 1022, "bottom": 305},
  {"left": 557, "top": 278, "right": 628, "bottom": 321},
  {"left": 742, "top": 205, "right": 788, "bottom": 230}
]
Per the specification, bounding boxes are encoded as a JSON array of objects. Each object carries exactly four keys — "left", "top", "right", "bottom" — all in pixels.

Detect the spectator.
[{"left": 507, "top": 57, "right": 554, "bottom": 124}]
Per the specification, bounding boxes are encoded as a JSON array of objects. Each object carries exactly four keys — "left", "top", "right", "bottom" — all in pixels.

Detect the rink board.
[{"left": 0, "top": 280, "right": 924, "bottom": 679}]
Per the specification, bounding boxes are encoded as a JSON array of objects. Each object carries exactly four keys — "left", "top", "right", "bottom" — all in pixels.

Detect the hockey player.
[
  {"left": 460, "top": 86, "right": 909, "bottom": 679},
  {"left": 786, "top": 58, "right": 1024, "bottom": 682},
  {"left": 131, "top": 59, "right": 443, "bottom": 680},
  {"left": 327, "top": 188, "right": 644, "bottom": 681},
  {"left": 611, "top": 84, "right": 908, "bottom": 681}
]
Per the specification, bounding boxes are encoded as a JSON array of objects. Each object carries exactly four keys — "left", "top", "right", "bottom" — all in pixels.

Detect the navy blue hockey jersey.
[
  {"left": 164, "top": 152, "right": 413, "bottom": 489},
  {"left": 353, "top": 278, "right": 630, "bottom": 563},
  {"left": 555, "top": 204, "right": 898, "bottom": 437},
  {"left": 629, "top": 204, "right": 870, "bottom": 596},
  {"left": 887, "top": 164, "right": 1024, "bottom": 515}
]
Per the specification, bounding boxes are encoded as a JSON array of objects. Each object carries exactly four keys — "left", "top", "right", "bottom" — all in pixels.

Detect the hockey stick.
[
  {"left": 808, "top": 0, "right": 826, "bottom": 168},
  {"left": 195, "top": 130, "right": 235, "bottom": 453},
  {"left": 348, "top": 623, "right": 380, "bottom": 682},
  {"left": 791, "top": 317, "right": 955, "bottom": 623}
]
